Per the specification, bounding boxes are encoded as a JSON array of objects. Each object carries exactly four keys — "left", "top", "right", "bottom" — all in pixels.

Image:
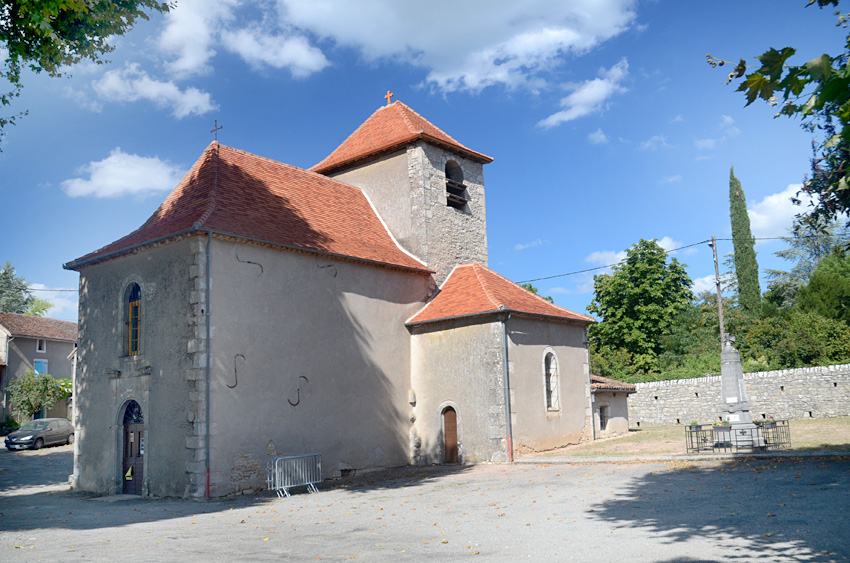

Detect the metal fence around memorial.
[{"left": 685, "top": 420, "right": 791, "bottom": 454}]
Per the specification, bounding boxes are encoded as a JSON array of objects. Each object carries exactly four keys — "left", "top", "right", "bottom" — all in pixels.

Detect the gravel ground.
[{"left": 1, "top": 445, "right": 849, "bottom": 562}]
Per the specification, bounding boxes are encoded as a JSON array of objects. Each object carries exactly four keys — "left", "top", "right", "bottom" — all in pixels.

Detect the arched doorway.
[
  {"left": 442, "top": 407, "right": 458, "bottom": 464},
  {"left": 122, "top": 401, "right": 144, "bottom": 495}
]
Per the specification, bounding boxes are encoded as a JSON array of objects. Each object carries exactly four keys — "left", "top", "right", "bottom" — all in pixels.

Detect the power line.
[{"left": 517, "top": 233, "right": 843, "bottom": 284}]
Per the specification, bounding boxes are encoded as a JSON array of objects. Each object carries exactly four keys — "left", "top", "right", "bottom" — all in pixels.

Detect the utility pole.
[{"left": 709, "top": 236, "right": 726, "bottom": 347}]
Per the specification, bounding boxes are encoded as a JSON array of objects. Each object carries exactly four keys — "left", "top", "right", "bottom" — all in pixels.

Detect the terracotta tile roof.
[
  {"left": 0, "top": 312, "right": 78, "bottom": 342},
  {"left": 406, "top": 263, "right": 595, "bottom": 326},
  {"left": 591, "top": 374, "right": 637, "bottom": 393},
  {"left": 65, "top": 143, "right": 430, "bottom": 274},
  {"left": 312, "top": 101, "right": 493, "bottom": 175}
]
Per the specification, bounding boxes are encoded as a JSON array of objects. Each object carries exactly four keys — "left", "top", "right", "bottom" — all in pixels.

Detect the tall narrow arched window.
[
  {"left": 124, "top": 283, "right": 141, "bottom": 356},
  {"left": 445, "top": 160, "right": 469, "bottom": 211},
  {"left": 544, "top": 352, "right": 559, "bottom": 411}
]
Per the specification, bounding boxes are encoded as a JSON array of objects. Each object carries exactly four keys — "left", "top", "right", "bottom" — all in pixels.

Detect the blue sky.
[{"left": 1, "top": 0, "right": 845, "bottom": 322}]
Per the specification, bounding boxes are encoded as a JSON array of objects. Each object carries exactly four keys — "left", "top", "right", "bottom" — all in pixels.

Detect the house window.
[
  {"left": 124, "top": 283, "right": 141, "bottom": 356},
  {"left": 445, "top": 160, "right": 469, "bottom": 211},
  {"left": 37, "top": 338, "right": 46, "bottom": 353},
  {"left": 34, "top": 359, "right": 48, "bottom": 375},
  {"left": 544, "top": 352, "right": 559, "bottom": 411},
  {"left": 599, "top": 406, "right": 609, "bottom": 431}
]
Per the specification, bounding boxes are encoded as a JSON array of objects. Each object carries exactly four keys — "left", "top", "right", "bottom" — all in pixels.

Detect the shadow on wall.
[
  {"left": 209, "top": 161, "right": 430, "bottom": 493},
  {"left": 588, "top": 457, "right": 850, "bottom": 561}
]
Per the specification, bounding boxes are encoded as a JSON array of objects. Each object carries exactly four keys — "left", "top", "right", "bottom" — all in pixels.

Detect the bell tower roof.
[{"left": 311, "top": 100, "right": 492, "bottom": 175}]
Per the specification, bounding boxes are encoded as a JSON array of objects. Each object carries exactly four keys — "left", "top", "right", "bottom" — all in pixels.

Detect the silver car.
[{"left": 5, "top": 418, "right": 75, "bottom": 450}]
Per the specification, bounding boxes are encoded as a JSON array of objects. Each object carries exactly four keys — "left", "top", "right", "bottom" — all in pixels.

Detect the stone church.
[{"left": 65, "top": 100, "right": 602, "bottom": 498}]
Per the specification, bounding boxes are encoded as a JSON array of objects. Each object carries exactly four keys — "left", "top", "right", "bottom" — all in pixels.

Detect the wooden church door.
[
  {"left": 443, "top": 407, "right": 458, "bottom": 464},
  {"left": 122, "top": 401, "right": 144, "bottom": 495}
]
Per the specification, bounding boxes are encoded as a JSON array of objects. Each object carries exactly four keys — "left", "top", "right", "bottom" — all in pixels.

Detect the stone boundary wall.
[{"left": 628, "top": 364, "right": 850, "bottom": 427}]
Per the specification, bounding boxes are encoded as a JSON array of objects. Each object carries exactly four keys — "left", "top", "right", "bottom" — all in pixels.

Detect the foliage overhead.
[
  {"left": 708, "top": 0, "right": 850, "bottom": 224},
  {"left": 0, "top": 0, "right": 170, "bottom": 135},
  {"left": 6, "top": 369, "right": 70, "bottom": 420},
  {"left": 587, "top": 239, "right": 694, "bottom": 374},
  {"left": 729, "top": 167, "right": 762, "bottom": 313}
]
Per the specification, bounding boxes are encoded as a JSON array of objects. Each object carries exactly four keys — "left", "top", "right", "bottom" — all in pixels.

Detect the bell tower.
[{"left": 312, "top": 100, "right": 492, "bottom": 284}]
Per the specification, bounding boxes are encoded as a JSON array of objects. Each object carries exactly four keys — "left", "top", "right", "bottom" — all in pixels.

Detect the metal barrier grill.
[
  {"left": 685, "top": 420, "right": 791, "bottom": 454},
  {"left": 266, "top": 454, "right": 322, "bottom": 498}
]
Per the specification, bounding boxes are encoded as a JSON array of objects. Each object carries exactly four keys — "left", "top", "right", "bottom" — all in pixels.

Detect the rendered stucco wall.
[
  {"left": 329, "top": 142, "right": 488, "bottom": 285},
  {"left": 505, "top": 317, "right": 592, "bottom": 452},
  {"left": 410, "top": 318, "right": 508, "bottom": 464},
  {"left": 628, "top": 364, "right": 850, "bottom": 427},
  {"left": 72, "top": 238, "right": 196, "bottom": 497},
  {"left": 592, "top": 391, "right": 631, "bottom": 437},
  {"left": 206, "top": 239, "right": 432, "bottom": 496}
]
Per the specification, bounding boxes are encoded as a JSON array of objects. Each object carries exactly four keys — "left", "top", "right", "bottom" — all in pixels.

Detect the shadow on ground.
[
  {"left": 0, "top": 445, "right": 473, "bottom": 533},
  {"left": 589, "top": 456, "right": 850, "bottom": 562}
]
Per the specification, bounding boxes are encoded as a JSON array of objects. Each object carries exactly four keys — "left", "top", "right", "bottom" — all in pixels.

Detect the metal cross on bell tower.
[{"left": 210, "top": 120, "right": 223, "bottom": 141}]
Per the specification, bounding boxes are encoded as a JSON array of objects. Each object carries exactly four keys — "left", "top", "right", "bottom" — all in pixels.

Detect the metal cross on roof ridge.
[
  {"left": 210, "top": 120, "right": 223, "bottom": 141},
  {"left": 385, "top": 90, "right": 393, "bottom": 105}
]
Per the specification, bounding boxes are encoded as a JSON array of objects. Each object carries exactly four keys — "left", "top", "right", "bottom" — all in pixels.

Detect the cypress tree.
[{"left": 729, "top": 166, "right": 761, "bottom": 313}]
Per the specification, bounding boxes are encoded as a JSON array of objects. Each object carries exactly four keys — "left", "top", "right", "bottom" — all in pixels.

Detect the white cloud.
[
  {"left": 691, "top": 275, "right": 716, "bottom": 296},
  {"left": 283, "top": 0, "right": 636, "bottom": 92},
  {"left": 721, "top": 114, "right": 740, "bottom": 136},
  {"left": 748, "top": 183, "right": 813, "bottom": 240},
  {"left": 656, "top": 235, "right": 699, "bottom": 256},
  {"left": 585, "top": 249, "right": 627, "bottom": 268},
  {"left": 694, "top": 138, "right": 716, "bottom": 150},
  {"left": 29, "top": 284, "right": 79, "bottom": 321},
  {"left": 664, "top": 174, "right": 682, "bottom": 183},
  {"left": 639, "top": 134, "right": 674, "bottom": 151},
  {"left": 514, "top": 239, "right": 546, "bottom": 251},
  {"left": 588, "top": 128, "right": 609, "bottom": 144},
  {"left": 61, "top": 148, "right": 184, "bottom": 198},
  {"left": 538, "top": 58, "right": 629, "bottom": 128},
  {"left": 671, "top": 114, "right": 684, "bottom": 123},
  {"left": 64, "top": 86, "right": 103, "bottom": 112},
  {"left": 220, "top": 27, "right": 329, "bottom": 77},
  {"left": 157, "top": 0, "right": 239, "bottom": 77},
  {"left": 93, "top": 64, "right": 217, "bottom": 118},
  {"left": 152, "top": 0, "right": 636, "bottom": 92}
]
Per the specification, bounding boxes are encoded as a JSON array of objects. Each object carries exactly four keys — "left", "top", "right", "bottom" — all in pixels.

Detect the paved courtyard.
[{"left": 1, "top": 445, "right": 848, "bottom": 561}]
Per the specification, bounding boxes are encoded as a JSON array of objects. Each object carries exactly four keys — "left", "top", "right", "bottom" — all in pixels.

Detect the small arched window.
[
  {"left": 544, "top": 352, "right": 559, "bottom": 411},
  {"left": 444, "top": 160, "right": 469, "bottom": 211},
  {"left": 124, "top": 283, "right": 141, "bottom": 356}
]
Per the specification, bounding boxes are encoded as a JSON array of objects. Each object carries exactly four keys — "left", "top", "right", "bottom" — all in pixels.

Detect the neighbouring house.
[
  {"left": 65, "top": 100, "right": 599, "bottom": 498},
  {"left": 0, "top": 312, "right": 78, "bottom": 421},
  {"left": 591, "top": 374, "right": 636, "bottom": 438}
]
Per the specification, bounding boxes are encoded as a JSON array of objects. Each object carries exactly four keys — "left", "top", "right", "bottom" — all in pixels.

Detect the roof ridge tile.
[{"left": 471, "top": 262, "right": 501, "bottom": 310}]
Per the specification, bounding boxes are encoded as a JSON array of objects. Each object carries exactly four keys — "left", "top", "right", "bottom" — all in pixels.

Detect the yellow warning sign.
[{"left": 125, "top": 467, "right": 133, "bottom": 480}]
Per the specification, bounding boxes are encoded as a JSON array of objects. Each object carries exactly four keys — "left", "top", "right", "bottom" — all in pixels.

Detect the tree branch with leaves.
[
  {"left": 1, "top": 0, "right": 171, "bottom": 139},
  {"left": 708, "top": 0, "right": 850, "bottom": 224}
]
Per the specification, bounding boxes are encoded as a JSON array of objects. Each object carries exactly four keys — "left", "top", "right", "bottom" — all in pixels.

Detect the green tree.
[
  {"left": 796, "top": 247, "right": 850, "bottom": 322},
  {"left": 0, "top": 261, "right": 31, "bottom": 313},
  {"left": 0, "top": 261, "right": 53, "bottom": 315},
  {"left": 729, "top": 167, "right": 762, "bottom": 313},
  {"left": 24, "top": 297, "right": 53, "bottom": 317},
  {"left": 587, "top": 239, "right": 694, "bottom": 374},
  {"left": 765, "top": 217, "right": 850, "bottom": 308},
  {"left": 1, "top": 0, "right": 170, "bottom": 136},
  {"left": 6, "top": 369, "right": 70, "bottom": 420},
  {"left": 708, "top": 1, "right": 850, "bottom": 224},
  {"left": 520, "top": 283, "right": 554, "bottom": 303}
]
